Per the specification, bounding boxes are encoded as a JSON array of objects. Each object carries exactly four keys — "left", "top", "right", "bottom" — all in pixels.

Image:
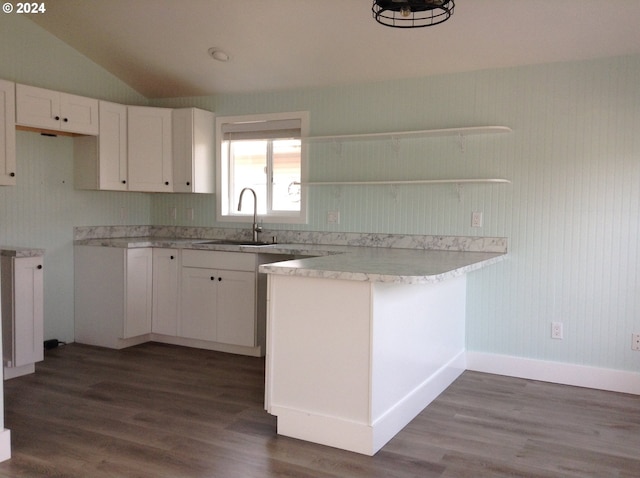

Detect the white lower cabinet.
[
  {"left": 179, "top": 250, "right": 256, "bottom": 347},
  {"left": 216, "top": 269, "right": 256, "bottom": 347},
  {"left": 74, "top": 246, "right": 153, "bottom": 349},
  {"left": 123, "top": 248, "right": 153, "bottom": 338},
  {"left": 75, "top": 246, "right": 279, "bottom": 355},
  {"left": 152, "top": 248, "right": 180, "bottom": 336},
  {"left": 1, "top": 255, "right": 44, "bottom": 379}
]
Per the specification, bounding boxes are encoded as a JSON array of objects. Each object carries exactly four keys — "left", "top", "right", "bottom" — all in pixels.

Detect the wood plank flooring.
[{"left": 0, "top": 342, "right": 638, "bottom": 477}]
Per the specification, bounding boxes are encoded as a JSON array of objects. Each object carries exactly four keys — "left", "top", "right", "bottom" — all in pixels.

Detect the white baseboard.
[
  {"left": 0, "top": 429, "right": 10, "bottom": 462},
  {"left": 4, "top": 363, "right": 35, "bottom": 380},
  {"left": 466, "top": 352, "right": 640, "bottom": 395},
  {"left": 272, "top": 351, "right": 467, "bottom": 455}
]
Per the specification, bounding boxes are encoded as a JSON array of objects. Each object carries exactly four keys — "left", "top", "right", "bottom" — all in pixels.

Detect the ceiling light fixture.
[
  {"left": 372, "top": 0, "right": 455, "bottom": 28},
  {"left": 208, "top": 47, "right": 229, "bottom": 62}
]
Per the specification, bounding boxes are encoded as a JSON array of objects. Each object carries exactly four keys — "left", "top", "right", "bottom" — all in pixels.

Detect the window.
[{"left": 216, "top": 112, "right": 309, "bottom": 224}]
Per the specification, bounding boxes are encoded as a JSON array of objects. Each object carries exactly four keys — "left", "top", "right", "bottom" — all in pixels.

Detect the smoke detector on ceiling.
[{"left": 208, "top": 47, "right": 229, "bottom": 62}]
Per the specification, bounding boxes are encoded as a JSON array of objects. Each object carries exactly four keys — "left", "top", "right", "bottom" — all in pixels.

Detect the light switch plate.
[
  {"left": 327, "top": 211, "right": 340, "bottom": 224},
  {"left": 471, "top": 211, "right": 483, "bottom": 228}
]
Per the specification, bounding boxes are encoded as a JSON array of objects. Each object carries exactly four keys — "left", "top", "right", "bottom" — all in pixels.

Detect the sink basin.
[{"left": 196, "top": 239, "right": 275, "bottom": 247}]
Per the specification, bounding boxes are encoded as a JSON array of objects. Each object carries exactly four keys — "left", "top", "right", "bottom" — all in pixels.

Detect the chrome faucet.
[{"left": 237, "top": 187, "right": 263, "bottom": 242}]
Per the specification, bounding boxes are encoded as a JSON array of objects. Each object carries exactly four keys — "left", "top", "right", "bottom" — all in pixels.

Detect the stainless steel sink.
[{"left": 196, "top": 239, "right": 275, "bottom": 247}]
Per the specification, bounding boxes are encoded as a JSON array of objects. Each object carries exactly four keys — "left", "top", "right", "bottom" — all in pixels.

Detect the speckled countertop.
[
  {"left": 258, "top": 248, "right": 505, "bottom": 284},
  {"left": 74, "top": 228, "right": 507, "bottom": 284},
  {"left": 0, "top": 246, "right": 45, "bottom": 258}
]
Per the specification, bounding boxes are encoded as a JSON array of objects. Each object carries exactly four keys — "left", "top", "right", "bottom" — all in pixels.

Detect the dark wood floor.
[{"left": 0, "top": 343, "right": 638, "bottom": 477}]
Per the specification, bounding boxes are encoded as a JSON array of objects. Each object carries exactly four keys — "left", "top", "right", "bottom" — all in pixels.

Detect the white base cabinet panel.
[
  {"left": 74, "top": 246, "right": 152, "bottom": 349},
  {"left": 152, "top": 248, "right": 180, "bottom": 336},
  {"left": 1, "top": 255, "right": 44, "bottom": 380},
  {"left": 180, "top": 250, "right": 256, "bottom": 347},
  {"left": 75, "top": 247, "right": 288, "bottom": 357},
  {"left": 265, "top": 274, "right": 467, "bottom": 455}
]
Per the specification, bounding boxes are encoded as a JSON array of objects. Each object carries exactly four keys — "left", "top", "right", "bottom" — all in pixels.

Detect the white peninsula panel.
[{"left": 265, "top": 273, "right": 467, "bottom": 455}]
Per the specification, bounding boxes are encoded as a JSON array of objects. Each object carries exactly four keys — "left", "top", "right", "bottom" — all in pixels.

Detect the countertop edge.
[
  {"left": 258, "top": 253, "right": 506, "bottom": 284},
  {"left": 74, "top": 237, "right": 507, "bottom": 284},
  {"left": 1, "top": 247, "right": 46, "bottom": 258}
]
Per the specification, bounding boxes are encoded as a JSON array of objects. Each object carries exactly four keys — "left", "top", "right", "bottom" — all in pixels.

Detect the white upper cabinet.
[
  {"left": 172, "top": 108, "right": 215, "bottom": 193},
  {"left": 74, "top": 100, "right": 128, "bottom": 191},
  {"left": 127, "top": 105, "right": 173, "bottom": 192},
  {"left": 0, "top": 79, "right": 16, "bottom": 186},
  {"left": 16, "top": 84, "right": 99, "bottom": 135},
  {"left": 98, "top": 101, "right": 128, "bottom": 190}
]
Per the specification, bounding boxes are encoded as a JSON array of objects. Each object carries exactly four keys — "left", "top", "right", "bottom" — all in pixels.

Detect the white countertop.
[
  {"left": 74, "top": 236, "right": 506, "bottom": 284},
  {"left": 258, "top": 247, "right": 505, "bottom": 284},
  {"left": 0, "top": 246, "right": 45, "bottom": 258}
]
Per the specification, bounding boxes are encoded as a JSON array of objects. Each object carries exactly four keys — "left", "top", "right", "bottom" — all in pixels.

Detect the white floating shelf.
[
  {"left": 298, "top": 179, "right": 511, "bottom": 186},
  {"left": 302, "top": 126, "right": 512, "bottom": 143}
]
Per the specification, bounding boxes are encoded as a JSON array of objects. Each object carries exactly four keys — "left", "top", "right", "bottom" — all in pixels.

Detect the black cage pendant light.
[{"left": 372, "top": 0, "right": 455, "bottom": 28}]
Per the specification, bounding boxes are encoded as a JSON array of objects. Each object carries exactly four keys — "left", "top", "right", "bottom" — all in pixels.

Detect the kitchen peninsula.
[
  {"left": 74, "top": 227, "right": 506, "bottom": 455},
  {"left": 258, "top": 234, "right": 506, "bottom": 456}
]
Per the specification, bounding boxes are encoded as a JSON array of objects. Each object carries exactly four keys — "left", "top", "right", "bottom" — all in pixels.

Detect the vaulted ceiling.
[{"left": 29, "top": 0, "right": 640, "bottom": 98}]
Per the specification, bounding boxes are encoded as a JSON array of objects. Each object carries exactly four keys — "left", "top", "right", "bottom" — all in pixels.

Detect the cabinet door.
[
  {"left": 0, "top": 79, "right": 16, "bottom": 186},
  {"left": 123, "top": 248, "right": 153, "bottom": 339},
  {"left": 1, "top": 256, "right": 44, "bottom": 367},
  {"left": 16, "top": 84, "right": 99, "bottom": 135},
  {"left": 216, "top": 270, "right": 256, "bottom": 347},
  {"left": 60, "top": 92, "right": 99, "bottom": 135},
  {"left": 128, "top": 106, "right": 173, "bottom": 192},
  {"left": 172, "top": 108, "right": 214, "bottom": 193},
  {"left": 152, "top": 248, "right": 179, "bottom": 336},
  {"left": 180, "top": 267, "right": 217, "bottom": 341},
  {"left": 14, "top": 257, "right": 44, "bottom": 366},
  {"left": 98, "top": 101, "right": 128, "bottom": 190},
  {"left": 15, "top": 84, "right": 60, "bottom": 131}
]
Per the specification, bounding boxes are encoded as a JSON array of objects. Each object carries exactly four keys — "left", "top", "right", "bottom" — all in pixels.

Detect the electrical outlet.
[
  {"left": 471, "top": 211, "right": 483, "bottom": 228},
  {"left": 551, "top": 322, "right": 563, "bottom": 340},
  {"left": 327, "top": 211, "right": 340, "bottom": 224},
  {"left": 632, "top": 333, "right": 640, "bottom": 351}
]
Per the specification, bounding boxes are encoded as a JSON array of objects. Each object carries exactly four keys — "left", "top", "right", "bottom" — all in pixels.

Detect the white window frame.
[{"left": 215, "top": 111, "right": 309, "bottom": 224}]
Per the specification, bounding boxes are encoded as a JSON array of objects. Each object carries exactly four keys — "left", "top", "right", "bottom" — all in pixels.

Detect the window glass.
[{"left": 216, "top": 112, "right": 308, "bottom": 224}]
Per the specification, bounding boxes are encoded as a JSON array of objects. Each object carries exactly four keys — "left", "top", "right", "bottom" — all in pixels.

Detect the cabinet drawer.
[{"left": 182, "top": 250, "right": 255, "bottom": 271}]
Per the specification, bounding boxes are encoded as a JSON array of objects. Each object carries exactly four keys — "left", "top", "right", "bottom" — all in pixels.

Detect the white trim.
[
  {"left": 466, "top": 352, "right": 640, "bottom": 395},
  {"left": 215, "top": 111, "right": 309, "bottom": 225},
  {"left": 303, "top": 125, "right": 512, "bottom": 143},
  {"left": 271, "top": 351, "right": 466, "bottom": 456},
  {"left": 3, "top": 363, "right": 35, "bottom": 380},
  {"left": 0, "top": 429, "right": 10, "bottom": 462}
]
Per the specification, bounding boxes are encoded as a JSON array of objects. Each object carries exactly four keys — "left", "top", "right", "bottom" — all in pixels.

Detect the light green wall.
[
  {"left": 2, "top": 14, "right": 639, "bottom": 372},
  {"left": 0, "top": 15, "right": 151, "bottom": 342},
  {"left": 153, "top": 56, "right": 640, "bottom": 372}
]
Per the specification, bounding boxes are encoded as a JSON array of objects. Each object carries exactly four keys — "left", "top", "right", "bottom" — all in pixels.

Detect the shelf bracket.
[
  {"left": 455, "top": 183, "right": 464, "bottom": 202},
  {"left": 331, "top": 139, "right": 343, "bottom": 157},
  {"left": 456, "top": 133, "right": 466, "bottom": 153},
  {"left": 389, "top": 184, "right": 399, "bottom": 202},
  {"left": 390, "top": 135, "right": 401, "bottom": 154}
]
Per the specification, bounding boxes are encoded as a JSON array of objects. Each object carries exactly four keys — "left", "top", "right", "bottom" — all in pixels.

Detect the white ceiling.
[{"left": 29, "top": 0, "right": 640, "bottom": 99}]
